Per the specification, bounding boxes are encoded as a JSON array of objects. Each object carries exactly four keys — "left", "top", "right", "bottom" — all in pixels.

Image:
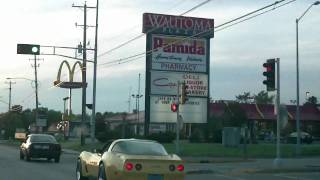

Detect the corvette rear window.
[{"left": 112, "top": 141, "right": 168, "bottom": 156}]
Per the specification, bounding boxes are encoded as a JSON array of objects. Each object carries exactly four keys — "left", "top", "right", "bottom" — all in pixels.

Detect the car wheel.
[
  {"left": 76, "top": 159, "right": 88, "bottom": 180},
  {"left": 54, "top": 156, "right": 60, "bottom": 163},
  {"left": 20, "top": 151, "right": 24, "bottom": 160},
  {"left": 98, "top": 163, "right": 107, "bottom": 180}
]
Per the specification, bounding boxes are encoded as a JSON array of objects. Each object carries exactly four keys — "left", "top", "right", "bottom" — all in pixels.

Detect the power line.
[
  {"left": 215, "top": 0, "right": 296, "bottom": 32},
  {"left": 99, "top": 0, "right": 291, "bottom": 68},
  {"left": 18, "top": 0, "right": 294, "bottom": 107},
  {"left": 180, "top": 0, "right": 212, "bottom": 15},
  {"left": 96, "top": 0, "right": 213, "bottom": 59}
]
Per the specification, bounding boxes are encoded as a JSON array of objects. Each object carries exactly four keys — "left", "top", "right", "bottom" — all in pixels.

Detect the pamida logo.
[{"left": 152, "top": 36, "right": 205, "bottom": 55}]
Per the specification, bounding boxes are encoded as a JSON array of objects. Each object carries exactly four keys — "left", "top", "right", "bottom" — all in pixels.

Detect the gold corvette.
[{"left": 76, "top": 139, "right": 185, "bottom": 180}]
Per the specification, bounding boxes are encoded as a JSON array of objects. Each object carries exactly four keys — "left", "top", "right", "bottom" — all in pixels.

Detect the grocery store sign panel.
[
  {"left": 151, "top": 35, "right": 207, "bottom": 73},
  {"left": 151, "top": 71, "right": 208, "bottom": 97},
  {"left": 150, "top": 95, "right": 207, "bottom": 123}
]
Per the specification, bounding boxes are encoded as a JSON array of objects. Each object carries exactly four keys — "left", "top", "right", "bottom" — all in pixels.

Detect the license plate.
[
  {"left": 148, "top": 174, "right": 163, "bottom": 180},
  {"left": 34, "top": 145, "right": 49, "bottom": 149}
]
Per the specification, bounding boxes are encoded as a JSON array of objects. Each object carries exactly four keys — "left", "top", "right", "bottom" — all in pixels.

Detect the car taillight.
[
  {"left": 169, "top": 164, "right": 175, "bottom": 171},
  {"left": 177, "top": 164, "right": 184, "bottom": 172},
  {"left": 125, "top": 162, "right": 134, "bottom": 171}
]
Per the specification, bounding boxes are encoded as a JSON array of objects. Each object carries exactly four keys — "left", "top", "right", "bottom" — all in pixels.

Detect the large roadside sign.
[
  {"left": 151, "top": 35, "right": 207, "bottom": 72},
  {"left": 151, "top": 71, "right": 208, "bottom": 97},
  {"left": 143, "top": 13, "right": 214, "bottom": 128},
  {"left": 150, "top": 95, "right": 207, "bottom": 123}
]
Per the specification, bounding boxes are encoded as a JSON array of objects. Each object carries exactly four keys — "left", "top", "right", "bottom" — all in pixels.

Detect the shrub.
[{"left": 147, "top": 132, "right": 175, "bottom": 143}]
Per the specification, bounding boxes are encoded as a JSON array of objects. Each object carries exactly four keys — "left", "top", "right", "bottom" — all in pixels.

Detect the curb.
[
  {"left": 186, "top": 169, "right": 215, "bottom": 174},
  {"left": 240, "top": 167, "right": 320, "bottom": 174},
  {"left": 183, "top": 159, "right": 255, "bottom": 164}
]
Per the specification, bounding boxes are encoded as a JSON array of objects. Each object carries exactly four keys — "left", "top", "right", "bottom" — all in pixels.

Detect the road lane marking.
[
  {"left": 215, "top": 174, "right": 247, "bottom": 180},
  {"left": 274, "top": 174, "right": 312, "bottom": 180}
]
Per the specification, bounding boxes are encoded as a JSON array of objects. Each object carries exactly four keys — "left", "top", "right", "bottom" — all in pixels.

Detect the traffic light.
[
  {"left": 171, "top": 103, "right": 178, "bottom": 112},
  {"left": 180, "top": 82, "right": 189, "bottom": 104},
  {"left": 263, "top": 59, "right": 275, "bottom": 91},
  {"left": 17, "top": 44, "right": 40, "bottom": 55}
]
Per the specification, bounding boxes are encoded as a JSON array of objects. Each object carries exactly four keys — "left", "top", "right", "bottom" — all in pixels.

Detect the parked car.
[
  {"left": 20, "top": 134, "right": 61, "bottom": 162},
  {"left": 76, "top": 139, "right": 185, "bottom": 180},
  {"left": 287, "top": 132, "right": 313, "bottom": 144}
]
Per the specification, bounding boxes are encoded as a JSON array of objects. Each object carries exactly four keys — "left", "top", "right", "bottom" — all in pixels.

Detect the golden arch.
[{"left": 56, "top": 60, "right": 83, "bottom": 82}]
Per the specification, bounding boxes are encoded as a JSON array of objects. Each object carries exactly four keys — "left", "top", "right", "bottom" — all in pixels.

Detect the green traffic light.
[{"left": 17, "top": 44, "right": 40, "bottom": 55}]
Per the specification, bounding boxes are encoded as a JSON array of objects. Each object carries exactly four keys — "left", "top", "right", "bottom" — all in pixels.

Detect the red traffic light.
[{"left": 171, "top": 103, "right": 178, "bottom": 112}]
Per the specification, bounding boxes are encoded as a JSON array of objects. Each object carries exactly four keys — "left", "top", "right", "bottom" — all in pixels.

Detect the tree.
[
  {"left": 205, "top": 114, "right": 223, "bottom": 143},
  {"left": 305, "top": 96, "right": 318, "bottom": 105},
  {"left": 254, "top": 90, "right": 274, "bottom": 104},
  {"left": 222, "top": 102, "right": 248, "bottom": 127},
  {"left": 0, "top": 112, "right": 24, "bottom": 139},
  {"left": 236, "top": 92, "right": 252, "bottom": 103}
]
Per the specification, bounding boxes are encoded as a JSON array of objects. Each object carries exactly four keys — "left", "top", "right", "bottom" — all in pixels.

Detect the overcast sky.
[{"left": 0, "top": 0, "right": 319, "bottom": 114}]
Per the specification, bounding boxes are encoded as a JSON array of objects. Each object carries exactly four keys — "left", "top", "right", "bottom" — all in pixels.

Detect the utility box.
[{"left": 222, "top": 127, "right": 241, "bottom": 147}]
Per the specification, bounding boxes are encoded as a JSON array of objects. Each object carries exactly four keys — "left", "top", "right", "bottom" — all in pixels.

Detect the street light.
[
  {"left": 132, "top": 94, "right": 143, "bottom": 135},
  {"left": 63, "top": 97, "right": 70, "bottom": 115},
  {"left": 62, "top": 97, "right": 70, "bottom": 140},
  {"left": 295, "top": 1, "right": 319, "bottom": 156},
  {"left": 6, "top": 77, "right": 37, "bottom": 87}
]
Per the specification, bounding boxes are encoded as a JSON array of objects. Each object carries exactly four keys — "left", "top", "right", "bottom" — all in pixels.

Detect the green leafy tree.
[
  {"left": 222, "top": 102, "right": 248, "bottom": 127},
  {"left": 235, "top": 92, "right": 252, "bottom": 103},
  {"left": 305, "top": 96, "right": 318, "bottom": 105},
  {"left": 0, "top": 112, "right": 24, "bottom": 139},
  {"left": 254, "top": 90, "right": 274, "bottom": 104},
  {"left": 205, "top": 114, "right": 223, "bottom": 143}
]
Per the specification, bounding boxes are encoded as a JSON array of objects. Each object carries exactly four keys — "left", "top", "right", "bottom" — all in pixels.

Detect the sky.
[{"left": 0, "top": 0, "right": 319, "bottom": 114}]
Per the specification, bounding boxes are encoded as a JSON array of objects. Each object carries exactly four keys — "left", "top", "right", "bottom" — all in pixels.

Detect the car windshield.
[
  {"left": 112, "top": 141, "right": 168, "bottom": 156},
  {"left": 30, "top": 135, "right": 57, "bottom": 143}
]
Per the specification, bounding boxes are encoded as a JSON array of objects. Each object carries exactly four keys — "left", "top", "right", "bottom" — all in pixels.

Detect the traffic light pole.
[
  {"left": 176, "top": 81, "right": 180, "bottom": 155},
  {"left": 274, "top": 58, "right": 281, "bottom": 167},
  {"left": 34, "top": 54, "right": 39, "bottom": 133}
]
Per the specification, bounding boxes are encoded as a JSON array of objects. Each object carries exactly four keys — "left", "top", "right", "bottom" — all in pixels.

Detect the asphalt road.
[
  {"left": 1, "top": 144, "right": 319, "bottom": 180},
  {"left": 0, "top": 144, "right": 76, "bottom": 180},
  {"left": 186, "top": 173, "right": 320, "bottom": 180}
]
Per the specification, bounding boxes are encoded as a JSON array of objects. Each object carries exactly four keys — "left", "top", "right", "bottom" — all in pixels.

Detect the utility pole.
[
  {"left": 273, "top": 58, "right": 281, "bottom": 167},
  {"left": 91, "top": 0, "right": 99, "bottom": 143},
  {"left": 30, "top": 55, "right": 41, "bottom": 133},
  {"left": 176, "top": 81, "right": 180, "bottom": 155},
  {"left": 137, "top": 73, "right": 141, "bottom": 135},
  {"left": 132, "top": 74, "right": 143, "bottom": 135},
  {"left": 73, "top": 1, "right": 97, "bottom": 146},
  {"left": 127, "top": 87, "right": 132, "bottom": 113},
  {"left": 5, "top": 80, "right": 16, "bottom": 111}
]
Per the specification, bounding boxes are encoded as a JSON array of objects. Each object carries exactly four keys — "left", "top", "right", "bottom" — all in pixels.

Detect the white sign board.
[
  {"left": 151, "top": 35, "right": 207, "bottom": 73},
  {"left": 36, "top": 118, "right": 47, "bottom": 127},
  {"left": 151, "top": 71, "right": 208, "bottom": 97},
  {"left": 150, "top": 95, "right": 207, "bottom": 123}
]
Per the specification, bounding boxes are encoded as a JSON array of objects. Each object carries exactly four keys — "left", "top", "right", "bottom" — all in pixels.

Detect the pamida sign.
[{"left": 151, "top": 35, "right": 207, "bottom": 73}]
